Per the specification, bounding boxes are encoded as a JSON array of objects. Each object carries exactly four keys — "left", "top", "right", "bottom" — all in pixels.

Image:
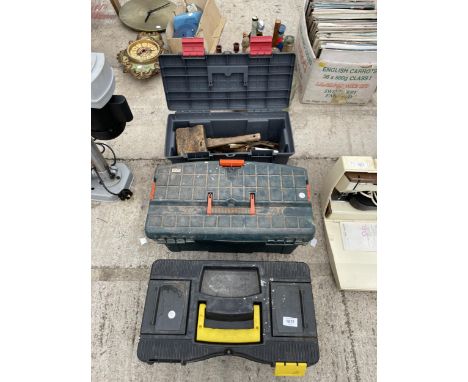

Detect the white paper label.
[
  {"left": 283, "top": 317, "right": 298, "bottom": 327},
  {"left": 340, "top": 222, "right": 377, "bottom": 252},
  {"left": 171, "top": 168, "right": 182, "bottom": 173},
  {"left": 349, "top": 160, "right": 369, "bottom": 169},
  {"left": 295, "top": 11, "right": 377, "bottom": 104}
]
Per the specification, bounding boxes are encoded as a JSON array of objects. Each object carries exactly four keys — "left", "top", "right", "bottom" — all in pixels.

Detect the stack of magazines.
[{"left": 306, "top": 1, "right": 377, "bottom": 58}]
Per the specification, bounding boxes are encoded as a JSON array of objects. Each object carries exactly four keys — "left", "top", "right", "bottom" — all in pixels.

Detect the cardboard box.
[
  {"left": 295, "top": 1, "right": 377, "bottom": 105},
  {"left": 165, "top": 0, "right": 225, "bottom": 54}
]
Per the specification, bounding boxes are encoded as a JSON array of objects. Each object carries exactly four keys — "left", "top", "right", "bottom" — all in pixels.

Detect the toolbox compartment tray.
[{"left": 165, "top": 111, "right": 294, "bottom": 163}]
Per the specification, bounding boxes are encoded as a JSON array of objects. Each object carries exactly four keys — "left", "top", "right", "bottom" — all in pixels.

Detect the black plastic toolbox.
[
  {"left": 137, "top": 259, "right": 320, "bottom": 377},
  {"left": 159, "top": 52, "right": 296, "bottom": 164},
  {"left": 145, "top": 160, "right": 315, "bottom": 253}
]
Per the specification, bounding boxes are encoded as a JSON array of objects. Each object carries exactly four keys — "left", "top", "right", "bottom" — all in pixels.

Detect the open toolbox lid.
[{"left": 159, "top": 37, "right": 296, "bottom": 112}]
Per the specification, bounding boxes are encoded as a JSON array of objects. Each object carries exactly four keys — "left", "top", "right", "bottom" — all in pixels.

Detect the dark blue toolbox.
[
  {"left": 137, "top": 259, "right": 319, "bottom": 377},
  {"left": 159, "top": 38, "right": 296, "bottom": 164}
]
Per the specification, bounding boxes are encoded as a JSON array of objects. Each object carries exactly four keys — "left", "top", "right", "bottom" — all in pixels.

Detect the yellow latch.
[
  {"left": 274, "top": 362, "right": 307, "bottom": 377},
  {"left": 196, "top": 303, "right": 261, "bottom": 343}
]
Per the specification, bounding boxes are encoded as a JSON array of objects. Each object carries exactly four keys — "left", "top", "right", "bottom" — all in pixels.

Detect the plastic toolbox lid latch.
[
  {"left": 182, "top": 37, "right": 205, "bottom": 57},
  {"left": 219, "top": 159, "right": 245, "bottom": 167},
  {"left": 149, "top": 181, "right": 156, "bottom": 200},
  {"left": 274, "top": 362, "right": 307, "bottom": 377},
  {"left": 249, "top": 36, "right": 273, "bottom": 56}
]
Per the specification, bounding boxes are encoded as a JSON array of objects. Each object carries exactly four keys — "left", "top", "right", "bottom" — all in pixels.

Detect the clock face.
[{"left": 127, "top": 39, "right": 161, "bottom": 64}]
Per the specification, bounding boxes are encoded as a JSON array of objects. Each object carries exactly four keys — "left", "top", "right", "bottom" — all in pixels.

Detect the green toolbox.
[{"left": 145, "top": 160, "right": 315, "bottom": 253}]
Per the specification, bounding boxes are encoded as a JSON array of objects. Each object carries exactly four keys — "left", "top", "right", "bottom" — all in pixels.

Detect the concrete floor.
[{"left": 91, "top": 1, "right": 377, "bottom": 381}]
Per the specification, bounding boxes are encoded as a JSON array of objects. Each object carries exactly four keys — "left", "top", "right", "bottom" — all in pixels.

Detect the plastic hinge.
[
  {"left": 267, "top": 239, "right": 302, "bottom": 245},
  {"left": 187, "top": 151, "right": 210, "bottom": 160},
  {"left": 158, "top": 238, "right": 194, "bottom": 244},
  {"left": 249, "top": 36, "right": 273, "bottom": 56},
  {"left": 267, "top": 240, "right": 285, "bottom": 245},
  {"left": 274, "top": 362, "right": 307, "bottom": 377},
  {"left": 182, "top": 37, "right": 205, "bottom": 57}
]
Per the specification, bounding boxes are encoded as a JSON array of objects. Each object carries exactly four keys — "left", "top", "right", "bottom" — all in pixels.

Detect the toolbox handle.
[
  {"left": 207, "top": 65, "right": 248, "bottom": 87},
  {"left": 207, "top": 192, "right": 255, "bottom": 215},
  {"left": 196, "top": 303, "right": 261, "bottom": 343}
]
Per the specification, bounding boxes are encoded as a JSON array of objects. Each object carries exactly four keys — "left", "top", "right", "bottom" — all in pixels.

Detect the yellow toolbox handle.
[{"left": 196, "top": 303, "right": 261, "bottom": 343}]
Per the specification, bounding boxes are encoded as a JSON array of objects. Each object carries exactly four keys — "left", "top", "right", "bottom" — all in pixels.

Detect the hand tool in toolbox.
[{"left": 137, "top": 259, "right": 320, "bottom": 377}]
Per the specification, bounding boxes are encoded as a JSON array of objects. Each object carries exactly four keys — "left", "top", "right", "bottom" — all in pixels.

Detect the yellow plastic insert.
[
  {"left": 196, "top": 303, "right": 261, "bottom": 343},
  {"left": 274, "top": 362, "right": 307, "bottom": 377}
]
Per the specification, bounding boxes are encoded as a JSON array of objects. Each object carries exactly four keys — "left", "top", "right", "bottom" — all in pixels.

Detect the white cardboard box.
[{"left": 295, "top": 2, "right": 377, "bottom": 104}]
